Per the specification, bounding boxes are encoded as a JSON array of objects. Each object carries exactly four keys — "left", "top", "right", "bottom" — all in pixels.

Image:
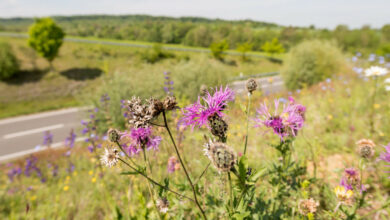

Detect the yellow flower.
[
  {"left": 334, "top": 186, "right": 353, "bottom": 201},
  {"left": 379, "top": 132, "right": 384, "bottom": 137},
  {"left": 91, "top": 177, "right": 97, "bottom": 183},
  {"left": 30, "top": 195, "right": 37, "bottom": 201},
  {"left": 327, "top": 115, "right": 333, "bottom": 120},
  {"left": 328, "top": 98, "right": 334, "bottom": 103},
  {"left": 63, "top": 185, "right": 69, "bottom": 191},
  {"left": 268, "top": 77, "right": 274, "bottom": 83},
  {"left": 73, "top": 171, "right": 78, "bottom": 176},
  {"left": 374, "top": 104, "right": 380, "bottom": 109},
  {"left": 88, "top": 170, "right": 93, "bottom": 176}
]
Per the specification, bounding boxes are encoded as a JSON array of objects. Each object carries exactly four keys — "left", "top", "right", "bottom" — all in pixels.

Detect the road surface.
[
  {"left": 0, "top": 108, "right": 85, "bottom": 162},
  {"left": 0, "top": 76, "right": 284, "bottom": 162}
]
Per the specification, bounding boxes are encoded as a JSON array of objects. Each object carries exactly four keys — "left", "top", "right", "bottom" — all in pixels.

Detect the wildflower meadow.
[{"left": 1, "top": 52, "right": 390, "bottom": 219}]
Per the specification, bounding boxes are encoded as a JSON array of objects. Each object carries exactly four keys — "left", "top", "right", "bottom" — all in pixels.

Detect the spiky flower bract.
[
  {"left": 255, "top": 98, "right": 305, "bottom": 140},
  {"left": 204, "top": 140, "right": 236, "bottom": 172},
  {"left": 180, "top": 86, "right": 234, "bottom": 129},
  {"left": 356, "top": 139, "right": 375, "bottom": 158},
  {"left": 246, "top": 78, "right": 258, "bottom": 94},
  {"left": 120, "top": 127, "right": 161, "bottom": 156},
  {"left": 100, "top": 148, "right": 119, "bottom": 167}
]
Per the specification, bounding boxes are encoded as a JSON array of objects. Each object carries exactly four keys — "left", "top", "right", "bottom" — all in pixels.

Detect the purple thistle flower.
[
  {"left": 255, "top": 98, "right": 305, "bottom": 139},
  {"left": 378, "top": 143, "right": 390, "bottom": 178},
  {"left": 120, "top": 127, "right": 161, "bottom": 156},
  {"left": 42, "top": 131, "right": 53, "bottom": 147},
  {"left": 180, "top": 86, "right": 235, "bottom": 128}
]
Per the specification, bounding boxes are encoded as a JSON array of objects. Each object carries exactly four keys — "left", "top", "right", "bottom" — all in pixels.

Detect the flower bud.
[
  {"left": 246, "top": 78, "right": 258, "bottom": 94},
  {"left": 208, "top": 114, "right": 228, "bottom": 142},
  {"left": 356, "top": 139, "right": 375, "bottom": 158},
  {"left": 204, "top": 141, "right": 236, "bottom": 172},
  {"left": 107, "top": 128, "right": 120, "bottom": 142}
]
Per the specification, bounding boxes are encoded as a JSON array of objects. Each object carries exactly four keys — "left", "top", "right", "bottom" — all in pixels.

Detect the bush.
[
  {"left": 141, "top": 44, "right": 174, "bottom": 63},
  {"left": 0, "top": 42, "right": 19, "bottom": 80},
  {"left": 281, "top": 40, "right": 345, "bottom": 90},
  {"left": 210, "top": 40, "right": 229, "bottom": 60},
  {"left": 261, "top": 38, "right": 285, "bottom": 56}
]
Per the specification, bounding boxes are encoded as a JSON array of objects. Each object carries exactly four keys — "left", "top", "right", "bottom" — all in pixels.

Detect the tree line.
[{"left": 0, "top": 15, "right": 389, "bottom": 54}]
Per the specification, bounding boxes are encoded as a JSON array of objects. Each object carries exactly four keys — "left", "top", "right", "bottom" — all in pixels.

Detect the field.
[
  {"left": 1, "top": 63, "right": 390, "bottom": 219},
  {"left": 1, "top": 15, "right": 390, "bottom": 220},
  {"left": 0, "top": 36, "right": 281, "bottom": 118}
]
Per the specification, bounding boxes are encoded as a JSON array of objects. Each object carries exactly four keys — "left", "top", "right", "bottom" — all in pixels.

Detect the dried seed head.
[
  {"left": 100, "top": 148, "right": 119, "bottom": 167},
  {"left": 148, "top": 98, "right": 164, "bottom": 118},
  {"left": 200, "top": 84, "right": 208, "bottom": 96},
  {"left": 204, "top": 141, "right": 236, "bottom": 172},
  {"left": 127, "top": 96, "right": 153, "bottom": 128},
  {"left": 107, "top": 128, "right": 120, "bottom": 142},
  {"left": 208, "top": 114, "right": 228, "bottom": 142},
  {"left": 298, "top": 198, "right": 319, "bottom": 215},
  {"left": 356, "top": 139, "right": 375, "bottom": 158},
  {"left": 156, "top": 197, "right": 169, "bottom": 213},
  {"left": 163, "top": 96, "right": 178, "bottom": 111},
  {"left": 246, "top": 78, "right": 258, "bottom": 94}
]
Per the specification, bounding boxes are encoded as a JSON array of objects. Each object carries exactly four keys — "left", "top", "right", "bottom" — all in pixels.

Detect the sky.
[{"left": 1, "top": 0, "right": 389, "bottom": 29}]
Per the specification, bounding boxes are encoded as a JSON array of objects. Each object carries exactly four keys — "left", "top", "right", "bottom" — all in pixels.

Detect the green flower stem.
[
  {"left": 142, "top": 147, "right": 162, "bottom": 220},
  {"left": 194, "top": 162, "right": 211, "bottom": 185},
  {"left": 244, "top": 93, "right": 252, "bottom": 155},
  {"left": 162, "top": 111, "right": 208, "bottom": 220},
  {"left": 228, "top": 172, "right": 233, "bottom": 211},
  {"left": 115, "top": 140, "right": 139, "bottom": 167},
  {"left": 117, "top": 157, "right": 194, "bottom": 202},
  {"left": 369, "top": 76, "right": 378, "bottom": 135}
]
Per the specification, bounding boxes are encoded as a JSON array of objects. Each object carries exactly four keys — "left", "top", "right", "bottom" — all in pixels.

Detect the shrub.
[
  {"left": 210, "top": 40, "right": 229, "bottom": 60},
  {"left": 236, "top": 42, "right": 253, "bottom": 61},
  {"left": 141, "top": 44, "right": 174, "bottom": 63},
  {"left": 261, "top": 38, "right": 285, "bottom": 56},
  {"left": 0, "top": 42, "right": 19, "bottom": 80},
  {"left": 281, "top": 40, "right": 345, "bottom": 90},
  {"left": 28, "top": 17, "right": 65, "bottom": 67}
]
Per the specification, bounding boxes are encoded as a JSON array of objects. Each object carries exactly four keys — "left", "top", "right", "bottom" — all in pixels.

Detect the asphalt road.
[
  {"left": 0, "top": 76, "right": 284, "bottom": 162},
  {"left": 0, "top": 108, "right": 85, "bottom": 161}
]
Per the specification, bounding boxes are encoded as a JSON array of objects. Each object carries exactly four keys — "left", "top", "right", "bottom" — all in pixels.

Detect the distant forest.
[{"left": 1, "top": 15, "right": 389, "bottom": 53}]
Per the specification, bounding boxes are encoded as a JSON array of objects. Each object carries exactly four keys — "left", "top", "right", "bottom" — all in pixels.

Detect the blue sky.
[{"left": 1, "top": 0, "right": 389, "bottom": 29}]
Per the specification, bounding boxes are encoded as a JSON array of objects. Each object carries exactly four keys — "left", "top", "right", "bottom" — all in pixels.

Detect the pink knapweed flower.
[
  {"left": 255, "top": 98, "right": 305, "bottom": 139},
  {"left": 180, "top": 86, "right": 234, "bottom": 128}
]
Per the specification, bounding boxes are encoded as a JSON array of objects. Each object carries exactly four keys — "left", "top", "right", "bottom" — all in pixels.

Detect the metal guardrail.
[
  {"left": 0, "top": 32, "right": 283, "bottom": 61},
  {"left": 229, "top": 71, "right": 280, "bottom": 81}
]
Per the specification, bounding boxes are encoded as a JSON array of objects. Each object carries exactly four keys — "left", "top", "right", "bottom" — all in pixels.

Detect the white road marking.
[
  {"left": 3, "top": 124, "right": 65, "bottom": 139},
  {"left": 0, "top": 107, "right": 86, "bottom": 125},
  {"left": 0, "top": 137, "right": 86, "bottom": 162}
]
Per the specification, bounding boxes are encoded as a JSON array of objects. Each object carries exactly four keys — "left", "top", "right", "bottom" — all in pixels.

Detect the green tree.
[
  {"left": 236, "top": 42, "right": 253, "bottom": 61},
  {"left": 261, "top": 38, "right": 285, "bottom": 56},
  {"left": 210, "top": 39, "right": 229, "bottom": 60},
  {"left": 28, "top": 17, "right": 65, "bottom": 69},
  {"left": 0, "top": 42, "right": 19, "bottom": 80}
]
